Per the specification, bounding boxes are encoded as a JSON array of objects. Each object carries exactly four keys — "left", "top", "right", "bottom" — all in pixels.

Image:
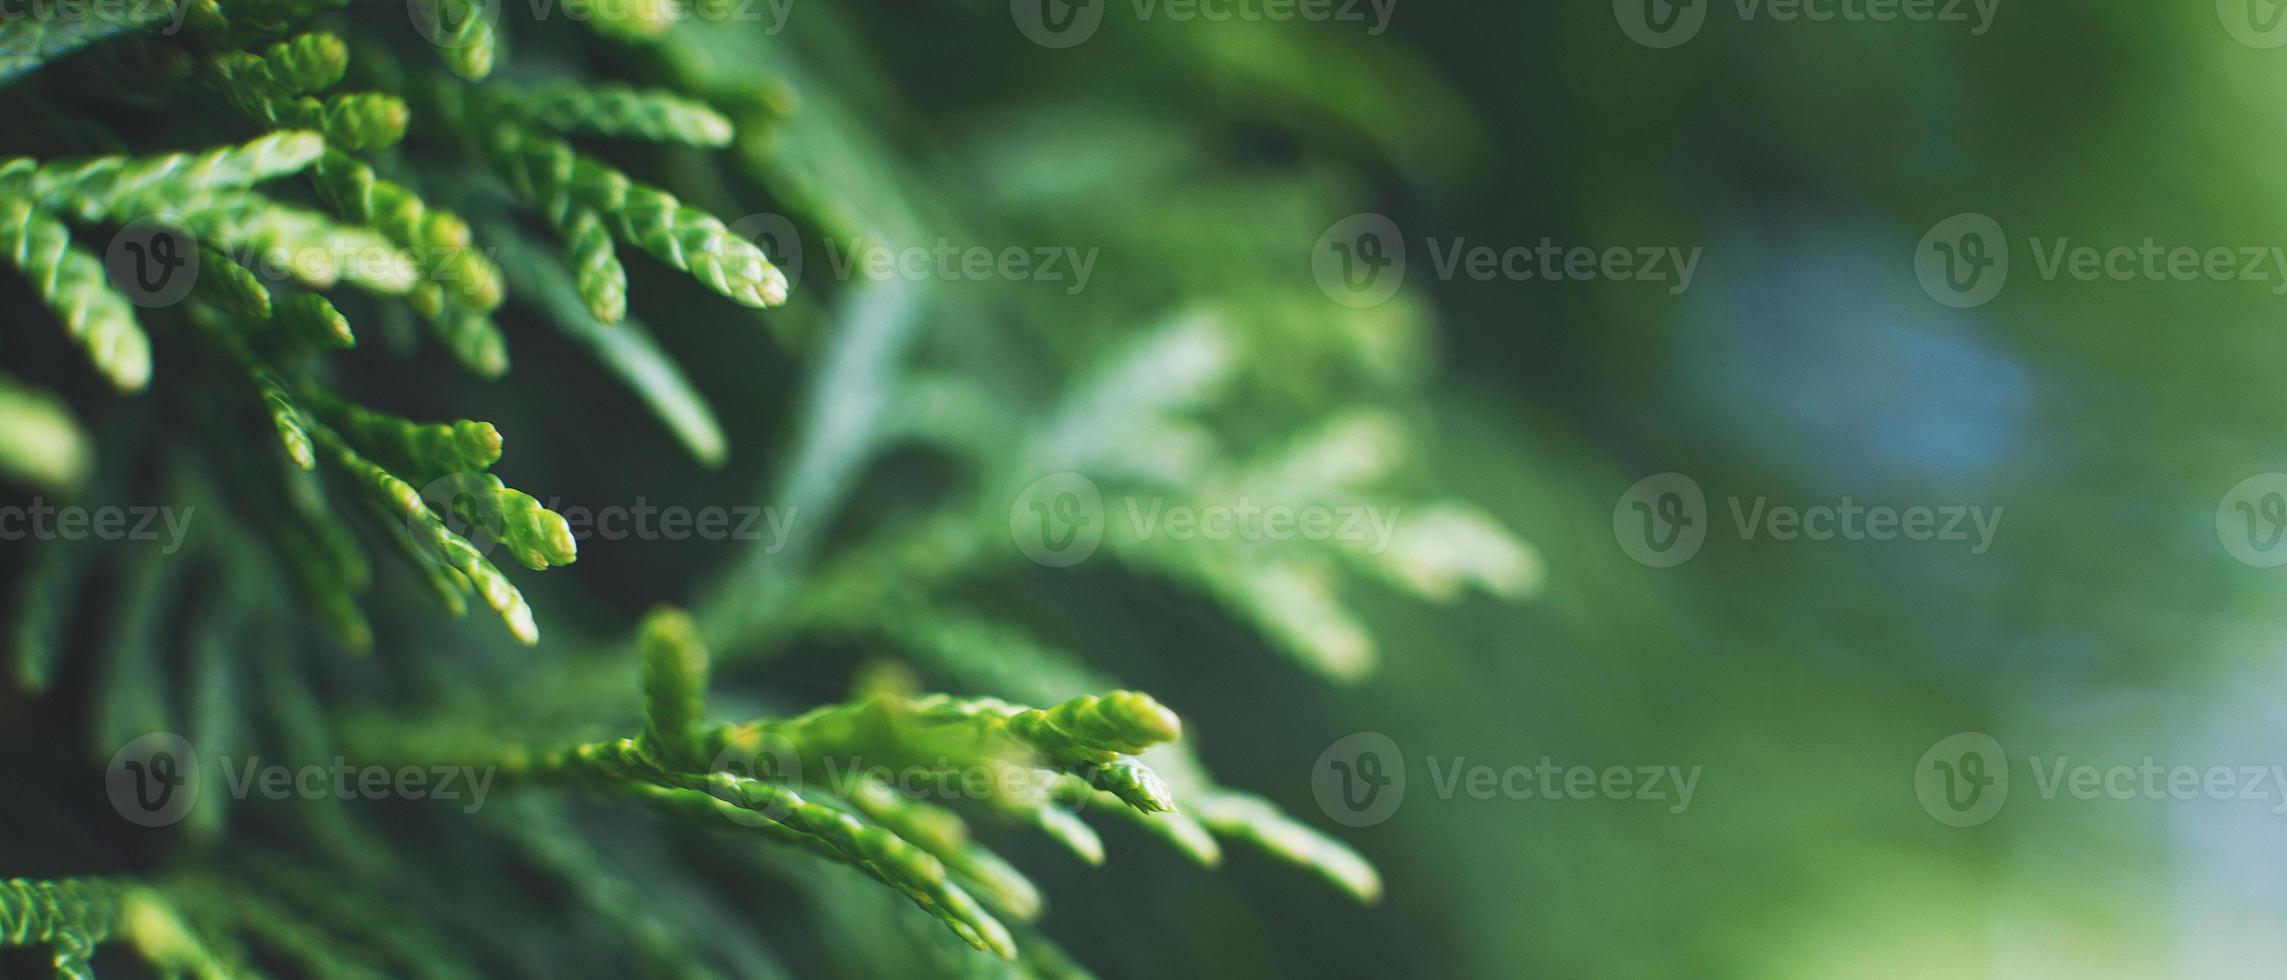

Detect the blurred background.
[{"left": 816, "top": 2, "right": 2287, "bottom": 977}]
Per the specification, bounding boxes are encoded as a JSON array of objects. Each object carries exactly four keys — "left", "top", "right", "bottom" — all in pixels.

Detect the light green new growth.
[
  {"left": 238, "top": 33, "right": 350, "bottom": 96},
  {"left": 640, "top": 606, "right": 711, "bottom": 768},
  {"left": 624, "top": 777, "right": 1018, "bottom": 959},
  {"left": 297, "top": 387, "right": 503, "bottom": 480},
  {"left": 504, "top": 84, "right": 735, "bottom": 147},
  {"left": 0, "top": 877, "right": 231, "bottom": 980},
  {"left": 311, "top": 150, "right": 503, "bottom": 314},
  {"left": 192, "top": 246, "right": 274, "bottom": 317},
  {"left": 1075, "top": 756, "right": 1176, "bottom": 813},
  {"left": 273, "top": 93, "right": 412, "bottom": 152},
  {"left": 0, "top": 374, "right": 92, "bottom": 491},
  {"left": 562, "top": 0, "right": 679, "bottom": 38},
  {"left": 427, "top": 308, "right": 510, "bottom": 377},
  {"left": 309, "top": 425, "right": 539, "bottom": 644},
  {"left": 431, "top": 472, "right": 579, "bottom": 571},
  {"left": 696, "top": 690, "right": 1185, "bottom": 784},
  {"left": 842, "top": 776, "right": 1044, "bottom": 921},
  {"left": 834, "top": 599, "right": 1393, "bottom": 897},
  {"left": 274, "top": 292, "right": 355, "bottom": 349},
  {"left": 562, "top": 207, "right": 628, "bottom": 324},
  {"left": 10, "top": 130, "right": 324, "bottom": 221},
  {"left": 255, "top": 368, "right": 316, "bottom": 470},
  {"left": 463, "top": 98, "right": 787, "bottom": 309},
  {"left": 304, "top": 145, "right": 506, "bottom": 376},
  {"left": 1193, "top": 793, "right": 1382, "bottom": 903},
  {"left": 110, "top": 187, "right": 416, "bottom": 296},
  {"left": 1030, "top": 805, "right": 1106, "bottom": 866},
  {"left": 1, "top": 876, "right": 123, "bottom": 979},
  {"left": 485, "top": 220, "right": 727, "bottom": 465},
  {"left": 211, "top": 33, "right": 408, "bottom": 152},
  {"left": 999, "top": 690, "right": 1186, "bottom": 761},
  {"left": 417, "top": 0, "right": 497, "bottom": 80},
  {"left": 0, "top": 197, "right": 150, "bottom": 389},
  {"left": 499, "top": 613, "right": 1199, "bottom": 959}
]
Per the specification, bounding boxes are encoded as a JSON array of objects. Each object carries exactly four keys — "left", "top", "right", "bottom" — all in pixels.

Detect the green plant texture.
[{"left": 0, "top": 2, "right": 1534, "bottom": 977}]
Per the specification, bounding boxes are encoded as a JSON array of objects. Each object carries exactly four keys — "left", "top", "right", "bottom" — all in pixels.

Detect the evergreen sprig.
[
  {"left": 442, "top": 83, "right": 789, "bottom": 312},
  {"left": 0, "top": 374, "right": 90, "bottom": 490},
  {"left": 0, "top": 2, "right": 1509, "bottom": 974},
  {"left": 0, "top": 878, "right": 232, "bottom": 980},
  {"left": 0, "top": 196, "right": 147, "bottom": 388},
  {"left": 473, "top": 611, "right": 1203, "bottom": 959}
]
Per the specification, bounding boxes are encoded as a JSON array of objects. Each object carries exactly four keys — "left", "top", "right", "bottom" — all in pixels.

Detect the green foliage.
[
  {"left": 450, "top": 84, "right": 788, "bottom": 310},
  {"left": 0, "top": 877, "right": 231, "bottom": 979},
  {"left": 0, "top": 373, "right": 91, "bottom": 490},
  {"left": 0, "top": 2, "right": 1528, "bottom": 976},
  {"left": 513, "top": 613, "right": 1192, "bottom": 958},
  {"left": 0, "top": 195, "right": 150, "bottom": 389}
]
